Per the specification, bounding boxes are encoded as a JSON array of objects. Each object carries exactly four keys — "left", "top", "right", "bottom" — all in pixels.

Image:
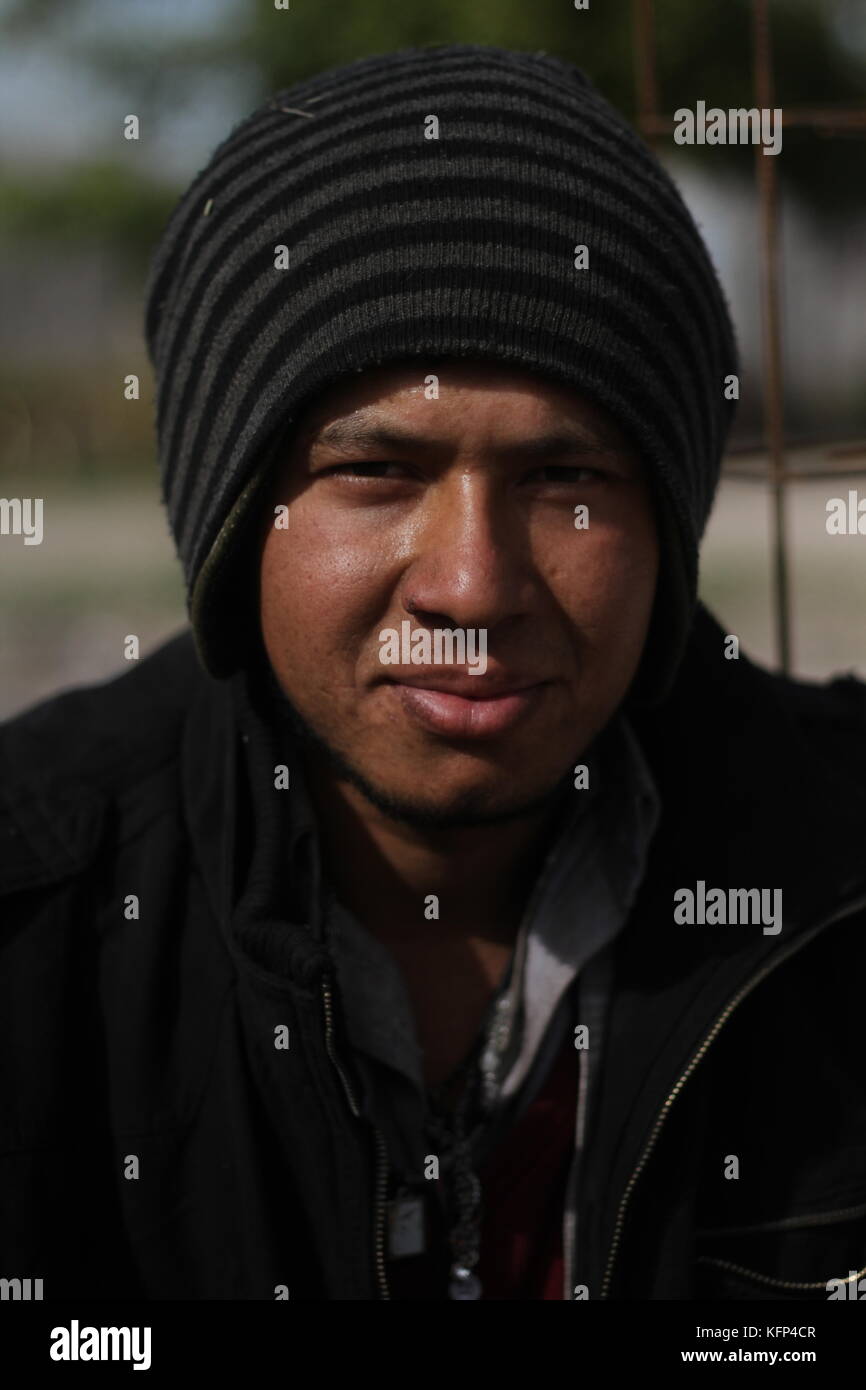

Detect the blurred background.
[{"left": 1, "top": 0, "right": 864, "bottom": 719}]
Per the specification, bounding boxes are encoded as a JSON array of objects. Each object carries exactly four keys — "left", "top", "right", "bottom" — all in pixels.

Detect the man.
[{"left": 2, "top": 43, "right": 865, "bottom": 1302}]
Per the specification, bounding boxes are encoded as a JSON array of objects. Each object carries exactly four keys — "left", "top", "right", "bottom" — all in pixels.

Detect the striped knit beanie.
[{"left": 145, "top": 42, "right": 738, "bottom": 707}]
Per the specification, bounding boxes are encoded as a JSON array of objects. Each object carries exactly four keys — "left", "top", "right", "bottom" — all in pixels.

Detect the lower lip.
[{"left": 390, "top": 683, "right": 546, "bottom": 738}]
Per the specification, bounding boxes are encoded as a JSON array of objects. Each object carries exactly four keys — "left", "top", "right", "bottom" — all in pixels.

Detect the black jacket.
[{"left": 2, "top": 603, "right": 865, "bottom": 1301}]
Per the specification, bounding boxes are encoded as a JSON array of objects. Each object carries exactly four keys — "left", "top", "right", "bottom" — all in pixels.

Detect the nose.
[{"left": 399, "top": 470, "right": 532, "bottom": 632}]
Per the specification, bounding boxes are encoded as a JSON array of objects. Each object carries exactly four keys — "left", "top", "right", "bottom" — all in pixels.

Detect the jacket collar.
[
  {"left": 629, "top": 600, "right": 866, "bottom": 934},
  {"left": 181, "top": 601, "right": 866, "bottom": 989},
  {"left": 181, "top": 652, "right": 331, "bottom": 989}
]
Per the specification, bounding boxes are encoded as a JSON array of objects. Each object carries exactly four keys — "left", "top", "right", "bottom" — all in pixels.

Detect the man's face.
[{"left": 259, "top": 361, "right": 658, "bottom": 826}]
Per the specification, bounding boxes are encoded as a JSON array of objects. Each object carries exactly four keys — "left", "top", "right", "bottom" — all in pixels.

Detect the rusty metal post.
[
  {"left": 632, "top": 0, "right": 660, "bottom": 142},
  {"left": 752, "top": 0, "right": 792, "bottom": 672},
  {"left": 630, "top": 1, "right": 866, "bottom": 675}
]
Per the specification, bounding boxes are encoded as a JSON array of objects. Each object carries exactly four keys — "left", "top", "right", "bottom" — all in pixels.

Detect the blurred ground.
[
  {"left": 1, "top": 462, "right": 863, "bottom": 722},
  {"left": 1, "top": 477, "right": 185, "bottom": 720}
]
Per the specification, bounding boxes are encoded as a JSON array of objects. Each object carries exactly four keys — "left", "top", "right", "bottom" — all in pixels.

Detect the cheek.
[
  {"left": 534, "top": 514, "right": 658, "bottom": 647},
  {"left": 259, "top": 501, "right": 389, "bottom": 667}
]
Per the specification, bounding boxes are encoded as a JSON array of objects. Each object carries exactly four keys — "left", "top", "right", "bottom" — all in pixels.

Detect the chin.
[{"left": 346, "top": 763, "right": 568, "bottom": 831}]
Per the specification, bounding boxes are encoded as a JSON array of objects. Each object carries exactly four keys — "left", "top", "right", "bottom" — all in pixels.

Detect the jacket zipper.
[
  {"left": 563, "top": 952, "right": 609, "bottom": 1299},
  {"left": 321, "top": 976, "right": 391, "bottom": 1301},
  {"left": 696, "top": 1256, "right": 866, "bottom": 1293},
  {"left": 599, "top": 889, "right": 866, "bottom": 1300},
  {"left": 698, "top": 1198, "right": 866, "bottom": 1239}
]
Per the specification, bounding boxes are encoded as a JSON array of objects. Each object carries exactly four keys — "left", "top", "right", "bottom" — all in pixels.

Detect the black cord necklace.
[{"left": 423, "top": 1034, "right": 489, "bottom": 1299}]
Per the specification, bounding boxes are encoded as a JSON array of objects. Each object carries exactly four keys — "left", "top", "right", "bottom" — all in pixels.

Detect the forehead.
[{"left": 293, "top": 359, "right": 637, "bottom": 457}]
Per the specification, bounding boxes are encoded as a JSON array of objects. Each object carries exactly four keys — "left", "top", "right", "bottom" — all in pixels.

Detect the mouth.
[{"left": 382, "top": 675, "right": 550, "bottom": 739}]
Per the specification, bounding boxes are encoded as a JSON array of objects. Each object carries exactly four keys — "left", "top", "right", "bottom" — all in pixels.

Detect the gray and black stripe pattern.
[{"left": 145, "top": 42, "right": 738, "bottom": 693}]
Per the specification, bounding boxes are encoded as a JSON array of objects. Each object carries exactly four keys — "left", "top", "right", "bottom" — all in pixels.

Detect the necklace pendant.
[
  {"left": 448, "top": 1265, "right": 482, "bottom": 1300},
  {"left": 386, "top": 1195, "right": 426, "bottom": 1258}
]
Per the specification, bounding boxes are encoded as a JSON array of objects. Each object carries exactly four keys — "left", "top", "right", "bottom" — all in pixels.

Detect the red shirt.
[{"left": 476, "top": 1031, "right": 578, "bottom": 1300}]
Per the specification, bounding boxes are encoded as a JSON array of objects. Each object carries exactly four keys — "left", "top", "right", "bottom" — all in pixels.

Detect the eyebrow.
[{"left": 311, "top": 417, "right": 627, "bottom": 459}]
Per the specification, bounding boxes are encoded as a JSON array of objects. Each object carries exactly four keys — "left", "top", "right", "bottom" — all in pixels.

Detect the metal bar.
[
  {"left": 752, "top": 0, "right": 792, "bottom": 673},
  {"left": 632, "top": 0, "right": 660, "bottom": 140},
  {"left": 779, "top": 107, "right": 866, "bottom": 131},
  {"left": 637, "top": 109, "right": 866, "bottom": 137},
  {"left": 827, "top": 442, "right": 866, "bottom": 459},
  {"left": 726, "top": 436, "right": 866, "bottom": 456},
  {"left": 723, "top": 466, "right": 866, "bottom": 482}
]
